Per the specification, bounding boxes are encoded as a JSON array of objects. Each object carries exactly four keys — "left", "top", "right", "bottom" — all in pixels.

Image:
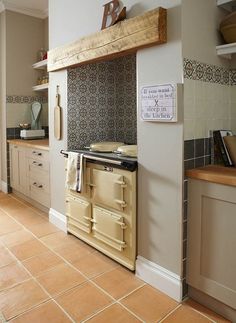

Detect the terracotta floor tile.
[
  {"left": 184, "top": 299, "right": 231, "bottom": 322},
  {"left": 27, "top": 222, "right": 61, "bottom": 238},
  {"left": 0, "top": 246, "right": 16, "bottom": 268},
  {"left": 0, "top": 215, "right": 22, "bottom": 236},
  {"left": 0, "top": 279, "right": 49, "bottom": 321},
  {"left": 10, "top": 300, "right": 72, "bottom": 323},
  {"left": 9, "top": 239, "right": 49, "bottom": 261},
  {"left": 36, "top": 263, "right": 86, "bottom": 296},
  {"left": 56, "top": 282, "right": 113, "bottom": 322},
  {"left": 0, "top": 262, "right": 30, "bottom": 291},
  {"left": 0, "top": 199, "right": 25, "bottom": 214},
  {"left": 54, "top": 240, "right": 95, "bottom": 264},
  {"left": 87, "top": 303, "right": 141, "bottom": 323},
  {"left": 73, "top": 252, "right": 119, "bottom": 279},
  {"left": 13, "top": 211, "right": 47, "bottom": 227},
  {"left": 0, "top": 229, "right": 34, "bottom": 248},
  {"left": 93, "top": 267, "right": 144, "bottom": 299},
  {"left": 40, "top": 231, "right": 77, "bottom": 249},
  {"left": 162, "top": 305, "right": 212, "bottom": 322},
  {"left": 22, "top": 251, "right": 64, "bottom": 276},
  {"left": 121, "top": 285, "right": 178, "bottom": 323}
]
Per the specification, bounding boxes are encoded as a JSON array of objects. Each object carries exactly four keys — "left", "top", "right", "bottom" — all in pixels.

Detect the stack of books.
[{"left": 212, "top": 130, "right": 236, "bottom": 167}]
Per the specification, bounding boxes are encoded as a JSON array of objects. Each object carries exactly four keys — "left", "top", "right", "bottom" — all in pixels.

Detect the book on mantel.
[{"left": 213, "top": 130, "right": 234, "bottom": 167}]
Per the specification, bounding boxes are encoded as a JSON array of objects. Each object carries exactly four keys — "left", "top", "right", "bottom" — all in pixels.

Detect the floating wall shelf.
[
  {"left": 216, "top": 42, "right": 236, "bottom": 58},
  {"left": 32, "top": 83, "right": 49, "bottom": 92},
  {"left": 32, "top": 59, "right": 48, "bottom": 70},
  {"left": 217, "top": 0, "right": 236, "bottom": 11}
]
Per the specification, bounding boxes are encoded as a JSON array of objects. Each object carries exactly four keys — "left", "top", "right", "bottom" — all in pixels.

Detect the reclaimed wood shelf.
[{"left": 48, "top": 7, "right": 167, "bottom": 72}]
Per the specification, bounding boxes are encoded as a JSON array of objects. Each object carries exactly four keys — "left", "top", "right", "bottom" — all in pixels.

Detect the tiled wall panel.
[{"left": 67, "top": 55, "right": 137, "bottom": 150}]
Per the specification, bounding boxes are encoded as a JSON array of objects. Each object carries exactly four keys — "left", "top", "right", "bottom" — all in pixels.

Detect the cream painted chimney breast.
[{"left": 0, "top": 0, "right": 48, "bottom": 18}]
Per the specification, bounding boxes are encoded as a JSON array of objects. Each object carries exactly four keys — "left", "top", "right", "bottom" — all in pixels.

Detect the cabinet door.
[
  {"left": 91, "top": 169, "right": 127, "bottom": 211},
  {"left": 10, "top": 145, "right": 19, "bottom": 190},
  {"left": 66, "top": 196, "right": 91, "bottom": 233},
  {"left": 187, "top": 179, "right": 236, "bottom": 309},
  {"left": 92, "top": 206, "right": 126, "bottom": 251},
  {"left": 10, "top": 145, "right": 27, "bottom": 194}
]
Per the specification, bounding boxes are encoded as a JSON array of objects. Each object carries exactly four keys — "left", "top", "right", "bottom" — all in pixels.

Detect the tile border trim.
[
  {"left": 136, "top": 255, "right": 182, "bottom": 302},
  {"left": 183, "top": 58, "right": 236, "bottom": 85},
  {"left": 6, "top": 95, "right": 48, "bottom": 104}
]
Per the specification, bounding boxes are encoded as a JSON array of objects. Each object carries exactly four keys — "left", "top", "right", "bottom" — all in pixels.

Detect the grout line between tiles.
[
  {"left": 117, "top": 283, "right": 146, "bottom": 302},
  {"left": 0, "top": 201, "right": 143, "bottom": 322},
  {"left": 158, "top": 304, "right": 182, "bottom": 322},
  {"left": 0, "top": 198, "right": 149, "bottom": 323},
  {"left": 0, "top": 195, "right": 222, "bottom": 323}
]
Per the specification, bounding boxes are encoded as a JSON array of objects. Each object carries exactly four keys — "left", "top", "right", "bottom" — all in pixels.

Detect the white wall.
[
  {"left": 182, "top": 0, "right": 234, "bottom": 140},
  {"left": 49, "top": 0, "right": 184, "bottom": 278}
]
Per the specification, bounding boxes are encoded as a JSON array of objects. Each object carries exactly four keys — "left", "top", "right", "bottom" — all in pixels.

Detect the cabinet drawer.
[
  {"left": 29, "top": 177, "right": 49, "bottom": 194},
  {"left": 27, "top": 148, "right": 49, "bottom": 162},
  {"left": 28, "top": 158, "right": 49, "bottom": 172},
  {"left": 30, "top": 185, "right": 50, "bottom": 208},
  {"left": 66, "top": 196, "right": 91, "bottom": 233},
  {"left": 92, "top": 206, "right": 126, "bottom": 251},
  {"left": 91, "top": 169, "right": 127, "bottom": 211}
]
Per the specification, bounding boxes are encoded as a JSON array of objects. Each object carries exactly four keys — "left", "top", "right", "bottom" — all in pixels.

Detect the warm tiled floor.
[{"left": 0, "top": 192, "right": 231, "bottom": 323}]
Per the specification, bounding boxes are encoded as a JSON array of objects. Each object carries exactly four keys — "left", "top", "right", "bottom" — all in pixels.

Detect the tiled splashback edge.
[
  {"left": 6, "top": 95, "right": 48, "bottom": 104},
  {"left": 183, "top": 58, "right": 235, "bottom": 85},
  {"left": 182, "top": 136, "right": 211, "bottom": 298},
  {"left": 67, "top": 55, "right": 137, "bottom": 150}
]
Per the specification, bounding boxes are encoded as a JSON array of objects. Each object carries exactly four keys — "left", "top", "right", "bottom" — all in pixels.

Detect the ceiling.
[{"left": 0, "top": 0, "right": 48, "bottom": 18}]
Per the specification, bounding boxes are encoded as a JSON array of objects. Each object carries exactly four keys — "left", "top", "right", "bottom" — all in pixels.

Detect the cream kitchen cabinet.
[
  {"left": 9, "top": 141, "right": 50, "bottom": 209},
  {"left": 187, "top": 177, "right": 236, "bottom": 310},
  {"left": 66, "top": 161, "right": 137, "bottom": 270}
]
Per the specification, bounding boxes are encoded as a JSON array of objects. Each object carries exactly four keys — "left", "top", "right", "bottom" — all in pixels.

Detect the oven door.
[
  {"left": 92, "top": 206, "right": 126, "bottom": 251},
  {"left": 91, "top": 169, "right": 127, "bottom": 211},
  {"left": 66, "top": 196, "right": 91, "bottom": 233}
]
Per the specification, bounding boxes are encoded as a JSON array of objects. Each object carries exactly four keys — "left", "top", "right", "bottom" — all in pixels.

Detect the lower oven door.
[
  {"left": 92, "top": 206, "right": 126, "bottom": 251},
  {"left": 91, "top": 169, "right": 126, "bottom": 211},
  {"left": 66, "top": 196, "right": 91, "bottom": 233}
]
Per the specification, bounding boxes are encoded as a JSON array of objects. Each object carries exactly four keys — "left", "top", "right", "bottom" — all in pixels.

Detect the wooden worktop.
[
  {"left": 7, "top": 139, "right": 49, "bottom": 151},
  {"left": 186, "top": 165, "right": 236, "bottom": 187}
]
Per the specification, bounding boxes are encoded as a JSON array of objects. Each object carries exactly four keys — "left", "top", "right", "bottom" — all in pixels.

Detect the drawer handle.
[
  {"left": 88, "top": 183, "right": 96, "bottom": 187},
  {"left": 115, "top": 199, "right": 127, "bottom": 208},
  {"left": 116, "top": 221, "right": 127, "bottom": 229},
  {"left": 32, "top": 151, "right": 42, "bottom": 156},
  {"left": 32, "top": 161, "right": 43, "bottom": 167},
  {"left": 33, "top": 182, "right": 43, "bottom": 189}
]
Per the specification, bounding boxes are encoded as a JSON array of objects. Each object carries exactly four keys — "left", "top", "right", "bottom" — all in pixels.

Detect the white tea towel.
[
  {"left": 66, "top": 152, "right": 79, "bottom": 191},
  {"left": 77, "top": 153, "right": 84, "bottom": 193}
]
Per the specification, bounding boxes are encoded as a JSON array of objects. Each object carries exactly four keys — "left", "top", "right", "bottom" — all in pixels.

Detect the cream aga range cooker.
[{"left": 62, "top": 146, "right": 137, "bottom": 270}]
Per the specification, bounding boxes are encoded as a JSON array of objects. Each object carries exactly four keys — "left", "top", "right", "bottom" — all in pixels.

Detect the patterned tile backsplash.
[
  {"left": 67, "top": 54, "right": 137, "bottom": 150},
  {"left": 6, "top": 95, "right": 48, "bottom": 104},
  {"left": 183, "top": 58, "right": 235, "bottom": 85}
]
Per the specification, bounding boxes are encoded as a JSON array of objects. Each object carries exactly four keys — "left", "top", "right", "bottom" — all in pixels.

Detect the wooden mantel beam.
[{"left": 48, "top": 7, "right": 167, "bottom": 72}]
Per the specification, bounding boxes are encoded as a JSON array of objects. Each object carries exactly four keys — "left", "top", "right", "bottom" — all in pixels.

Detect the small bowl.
[{"left": 220, "top": 24, "right": 236, "bottom": 43}]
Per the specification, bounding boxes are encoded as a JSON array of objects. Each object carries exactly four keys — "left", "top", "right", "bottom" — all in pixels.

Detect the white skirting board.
[
  {"left": 49, "top": 208, "right": 67, "bottom": 232},
  {"left": 136, "top": 256, "right": 183, "bottom": 302},
  {"left": 1, "top": 181, "right": 8, "bottom": 194}
]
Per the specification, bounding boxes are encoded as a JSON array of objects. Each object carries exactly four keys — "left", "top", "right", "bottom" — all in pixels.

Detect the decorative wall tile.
[
  {"left": 67, "top": 55, "right": 137, "bottom": 150},
  {"left": 6, "top": 95, "right": 48, "bottom": 104},
  {"left": 230, "top": 69, "right": 236, "bottom": 85},
  {"left": 183, "top": 58, "right": 230, "bottom": 85}
]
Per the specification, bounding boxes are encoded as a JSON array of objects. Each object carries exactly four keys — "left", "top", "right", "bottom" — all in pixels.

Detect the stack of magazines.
[{"left": 212, "top": 130, "right": 236, "bottom": 167}]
